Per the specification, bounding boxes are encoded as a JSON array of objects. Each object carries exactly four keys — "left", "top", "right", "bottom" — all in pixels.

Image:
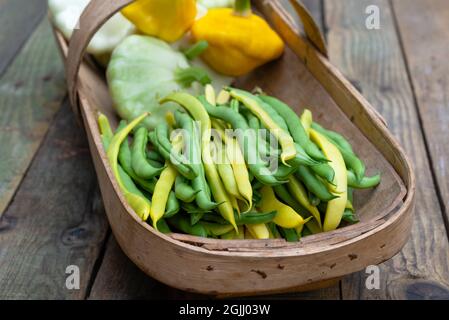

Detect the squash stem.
[
  {"left": 183, "top": 40, "right": 209, "bottom": 60},
  {"left": 234, "top": 0, "right": 252, "bottom": 16}
]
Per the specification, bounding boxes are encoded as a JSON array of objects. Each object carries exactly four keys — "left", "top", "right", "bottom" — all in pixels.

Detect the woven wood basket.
[{"left": 51, "top": 0, "right": 415, "bottom": 297}]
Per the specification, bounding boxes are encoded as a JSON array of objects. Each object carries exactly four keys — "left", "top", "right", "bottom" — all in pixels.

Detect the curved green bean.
[
  {"left": 237, "top": 211, "right": 277, "bottom": 225},
  {"left": 146, "top": 149, "right": 164, "bottom": 163},
  {"left": 279, "top": 227, "right": 299, "bottom": 242},
  {"left": 174, "top": 110, "right": 217, "bottom": 211},
  {"left": 164, "top": 191, "right": 180, "bottom": 218},
  {"left": 347, "top": 170, "right": 381, "bottom": 189},
  {"left": 296, "top": 166, "right": 338, "bottom": 202},
  {"left": 156, "top": 219, "right": 171, "bottom": 234},
  {"left": 116, "top": 121, "right": 178, "bottom": 218},
  {"left": 289, "top": 144, "right": 322, "bottom": 167},
  {"left": 245, "top": 110, "right": 318, "bottom": 169},
  {"left": 230, "top": 98, "right": 240, "bottom": 113},
  {"left": 175, "top": 175, "right": 198, "bottom": 203},
  {"left": 148, "top": 131, "right": 195, "bottom": 181},
  {"left": 167, "top": 215, "right": 208, "bottom": 237},
  {"left": 131, "top": 127, "right": 165, "bottom": 179},
  {"left": 154, "top": 122, "right": 199, "bottom": 179},
  {"left": 258, "top": 95, "right": 328, "bottom": 162},
  {"left": 310, "top": 163, "right": 336, "bottom": 184},
  {"left": 117, "top": 126, "right": 158, "bottom": 193},
  {"left": 342, "top": 209, "right": 359, "bottom": 224},
  {"left": 202, "top": 211, "right": 277, "bottom": 226}
]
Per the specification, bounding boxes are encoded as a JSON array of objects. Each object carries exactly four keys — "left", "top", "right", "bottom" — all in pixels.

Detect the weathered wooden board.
[
  {"left": 0, "top": 102, "right": 109, "bottom": 299},
  {"left": 393, "top": 0, "right": 449, "bottom": 223},
  {"left": 0, "top": 19, "right": 66, "bottom": 217},
  {"left": 0, "top": 0, "right": 48, "bottom": 76},
  {"left": 324, "top": 0, "right": 449, "bottom": 299},
  {"left": 88, "top": 237, "right": 204, "bottom": 300},
  {"left": 1, "top": 0, "right": 438, "bottom": 300}
]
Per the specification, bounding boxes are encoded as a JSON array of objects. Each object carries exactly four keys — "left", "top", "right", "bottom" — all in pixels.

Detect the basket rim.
[{"left": 50, "top": 0, "right": 415, "bottom": 258}]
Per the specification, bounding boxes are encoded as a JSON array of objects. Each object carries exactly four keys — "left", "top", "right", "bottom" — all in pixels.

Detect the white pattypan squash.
[{"left": 48, "top": 0, "right": 135, "bottom": 55}]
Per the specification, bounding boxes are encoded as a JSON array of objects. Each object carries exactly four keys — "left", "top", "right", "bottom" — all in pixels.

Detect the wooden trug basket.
[{"left": 52, "top": 0, "right": 415, "bottom": 297}]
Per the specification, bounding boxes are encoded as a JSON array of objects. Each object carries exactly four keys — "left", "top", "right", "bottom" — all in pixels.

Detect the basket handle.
[
  {"left": 66, "top": 0, "right": 134, "bottom": 117},
  {"left": 66, "top": 0, "right": 328, "bottom": 115},
  {"left": 288, "top": 0, "right": 328, "bottom": 57}
]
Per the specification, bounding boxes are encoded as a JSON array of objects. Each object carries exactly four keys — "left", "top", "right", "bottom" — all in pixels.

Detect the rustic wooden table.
[{"left": 1, "top": 0, "right": 448, "bottom": 300}]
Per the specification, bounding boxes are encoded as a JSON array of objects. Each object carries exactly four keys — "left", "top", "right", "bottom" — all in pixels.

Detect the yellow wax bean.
[
  {"left": 229, "top": 89, "right": 296, "bottom": 165},
  {"left": 205, "top": 84, "right": 216, "bottom": 106},
  {"left": 310, "top": 129, "right": 347, "bottom": 232},
  {"left": 287, "top": 175, "right": 322, "bottom": 229},
  {"left": 246, "top": 223, "right": 270, "bottom": 239},
  {"left": 212, "top": 123, "right": 253, "bottom": 211},
  {"left": 236, "top": 226, "right": 245, "bottom": 239},
  {"left": 212, "top": 141, "right": 241, "bottom": 200},
  {"left": 258, "top": 186, "right": 305, "bottom": 229},
  {"left": 216, "top": 90, "right": 231, "bottom": 105},
  {"left": 300, "top": 109, "right": 313, "bottom": 137},
  {"left": 203, "top": 222, "right": 235, "bottom": 236},
  {"left": 229, "top": 194, "right": 240, "bottom": 215},
  {"left": 150, "top": 163, "right": 178, "bottom": 229},
  {"left": 150, "top": 134, "right": 184, "bottom": 228}
]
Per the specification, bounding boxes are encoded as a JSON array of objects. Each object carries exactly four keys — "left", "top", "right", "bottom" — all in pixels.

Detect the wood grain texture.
[
  {"left": 0, "top": 0, "right": 48, "bottom": 77},
  {"left": 0, "top": 102, "right": 109, "bottom": 299},
  {"left": 392, "top": 0, "right": 449, "bottom": 224},
  {"left": 88, "top": 237, "right": 204, "bottom": 300},
  {"left": 324, "top": 0, "right": 449, "bottom": 299},
  {"left": 0, "top": 19, "right": 66, "bottom": 218}
]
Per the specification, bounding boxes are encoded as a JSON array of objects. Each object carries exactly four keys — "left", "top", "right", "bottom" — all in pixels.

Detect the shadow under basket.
[{"left": 52, "top": 0, "right": 415, "bottom": 297}]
